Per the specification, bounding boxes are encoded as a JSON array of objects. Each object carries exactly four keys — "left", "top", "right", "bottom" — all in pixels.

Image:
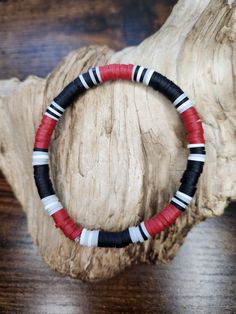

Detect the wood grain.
[{"left": 0, "top": 0, "right": 236, "bottom": 312}]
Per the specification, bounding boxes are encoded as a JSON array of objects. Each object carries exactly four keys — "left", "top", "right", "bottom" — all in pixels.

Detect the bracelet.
[{"left": 33, "top": 64, "right": 206, "bottom": 248}]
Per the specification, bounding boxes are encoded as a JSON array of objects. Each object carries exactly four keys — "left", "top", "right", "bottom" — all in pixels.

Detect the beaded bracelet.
[{"left": 33, "top": 64, "right": 206, "bottom": 248}]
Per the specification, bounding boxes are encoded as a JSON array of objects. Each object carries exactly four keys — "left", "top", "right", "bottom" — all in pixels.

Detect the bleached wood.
[{"left": 0, "top": 0, "right": 235, "bottom": 280}]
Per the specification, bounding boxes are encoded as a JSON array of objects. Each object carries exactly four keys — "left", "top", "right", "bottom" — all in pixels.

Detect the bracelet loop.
[{"left": 33, "top": 64, "right": 206, "bottom": 248}]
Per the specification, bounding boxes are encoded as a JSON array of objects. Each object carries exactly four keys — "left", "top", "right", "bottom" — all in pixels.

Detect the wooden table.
[{"left": 0, "top": 1, "right": 235, "bottom": 313}]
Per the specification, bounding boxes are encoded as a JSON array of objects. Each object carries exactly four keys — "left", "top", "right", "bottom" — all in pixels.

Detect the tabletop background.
[{"left": 0, "top": 1, "right": 235, "bottom": 313}]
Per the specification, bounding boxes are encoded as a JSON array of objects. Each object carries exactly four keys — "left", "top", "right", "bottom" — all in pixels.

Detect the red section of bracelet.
[
  {"left": 187, "top": 133, "right": 205, "bottom": 144},
  {"left": 99, "top": 64, "right": 133, "bottom": 82},
  {"left": 52, "top": 208, "right": 83, "bottom": 240},
  {"left": 181, "top": 107, "right": 205, "bottom": 144},
  {"left": 34, "top": 115, "right": 57, "bottom": 149},
  {"left": 184, "top": 120, "right": 203, "bottom": 133},
  {"left": 144, "top": 204, "right": 181, "bottom": 237}
]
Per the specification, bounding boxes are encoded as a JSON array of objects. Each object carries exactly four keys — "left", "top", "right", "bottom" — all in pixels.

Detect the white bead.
[
  {"left": 95, "top": 67, "right": 102, "bottom": 82},
  {"left": 171, "top": 197, "right": 187, "bottom": 209},
  {"left": 173, "top": 93, "right": 187, "bottom": 106},
  {"left": 89, "top": 69, "right": 98, "bottom": 85},
  {"left": 176, "top": 191, "right": 192, "bottom": 204},
  {"left": 136, "top": 66, "right": 144, "bottom": 82},
  {"left": 140, "top": 221, "right": 151, "bottom": 238},
  {"left": 41, "top": 194, "right": 63, "bottom": 215},
  {"left": 80, "top": 228, "right": 88, "bottom": 246},
  {"left": 32, "top": 152, "right": 49, "bottom": 165},
  {"left": 188, "top": 154, "right": 206, "bottom": 162},
  {"left": 48, "top": 106, "right": 62, "bottom": 117},
  {"left": 51, "top": 101, "right": 65, "bottom": 112},
  {"left": 129, "top": 226, "right": 145, "bottom": 243},
  {"left": 176, "top": 100, "right": 193, "bottom": 113},
  {"left": 79, "top": 74, "right": 89, "bottom": 89},
  {"left": 80, "top": 229, "right": 99, "bottom": 247},
  {"left": 143, "top": 69, "right": 155, "bottom": 86},
  {"left": 187, "top": 143, "right": 205, "bottom": 148},
  {"left": 44, "top": 112, "right": 58, "bottom": 121}
]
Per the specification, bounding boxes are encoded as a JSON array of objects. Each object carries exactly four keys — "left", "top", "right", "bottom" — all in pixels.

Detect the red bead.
[
  {"left": 99, "top": 64, "right": 133, "bottom": 81},
  {"left": 180, "top": 107, "right": 205, "bottom": 143},
  {"left": 144, "top": 204, "right": 181, "bottom": 237},
  {"left": 187, "top": 132, "right": 205, "bottom": 144},
  {"left": 185, "top": 121, "right": 203, "bottom": 133},
  {"left": 52, "top": 208, "right": 83, "bottom": 240},
  {"left": 34, "top": 115, "right": 57, "bottom": 149}
]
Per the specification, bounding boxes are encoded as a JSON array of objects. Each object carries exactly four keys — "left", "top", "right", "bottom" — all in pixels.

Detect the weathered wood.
[{"left": 0, "top": 0, "right": 235, "bottom": 280}]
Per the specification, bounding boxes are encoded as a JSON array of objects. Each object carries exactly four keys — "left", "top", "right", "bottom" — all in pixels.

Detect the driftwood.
[{"left": 0, "top": 0, "right": 235, "bottom": 280}]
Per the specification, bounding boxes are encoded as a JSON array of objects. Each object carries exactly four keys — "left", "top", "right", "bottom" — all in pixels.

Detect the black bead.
[
  {"left": 34, "top": 165, "right": 55, "bottom": 199},
  {"left": 98, "top": 229, "right": 132, "bottom": 248}
]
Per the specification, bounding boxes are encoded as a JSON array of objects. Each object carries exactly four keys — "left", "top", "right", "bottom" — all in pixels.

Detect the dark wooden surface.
[
  {"left": 0, "top": 1, "right": 236, "bottom": 313},
  {"left": 0, "top": 0, "right": 176, "bottom": 80}
]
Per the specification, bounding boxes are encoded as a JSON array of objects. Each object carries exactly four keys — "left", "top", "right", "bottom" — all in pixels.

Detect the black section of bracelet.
[
  {"left": 33, "top": 148, "right": 48, "bottom": 152},
  {"left": 54, "top": 78, "right": 86, "bottom": 109},
  {"left": 179, "top": 182, "right": 196, "bottom": 198},
  {"left": 181, "top": 170, "right": 200, "bottom": 187},
  {"left": 98, "top": 229, "right": 132, "bottom": 248},
  {"left": 178, "top": 158, "right": 206, "bottom": 199},
  {"left": 187, "top": 160, "right": 204, "bottom": 174},
  {"left": 34, "top": 165, "right": 55, "bottom": 199},
  {"left": 189, "top": 147, "right": 206, "bottom": 154},
  {"left": 149, "top": 71, "right": 183, "bottom": 102}
]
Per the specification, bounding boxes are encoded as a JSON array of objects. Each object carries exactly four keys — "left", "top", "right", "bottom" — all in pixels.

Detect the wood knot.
[{"left": 0, "top": 143, "right": 5, "bottom": 155}]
